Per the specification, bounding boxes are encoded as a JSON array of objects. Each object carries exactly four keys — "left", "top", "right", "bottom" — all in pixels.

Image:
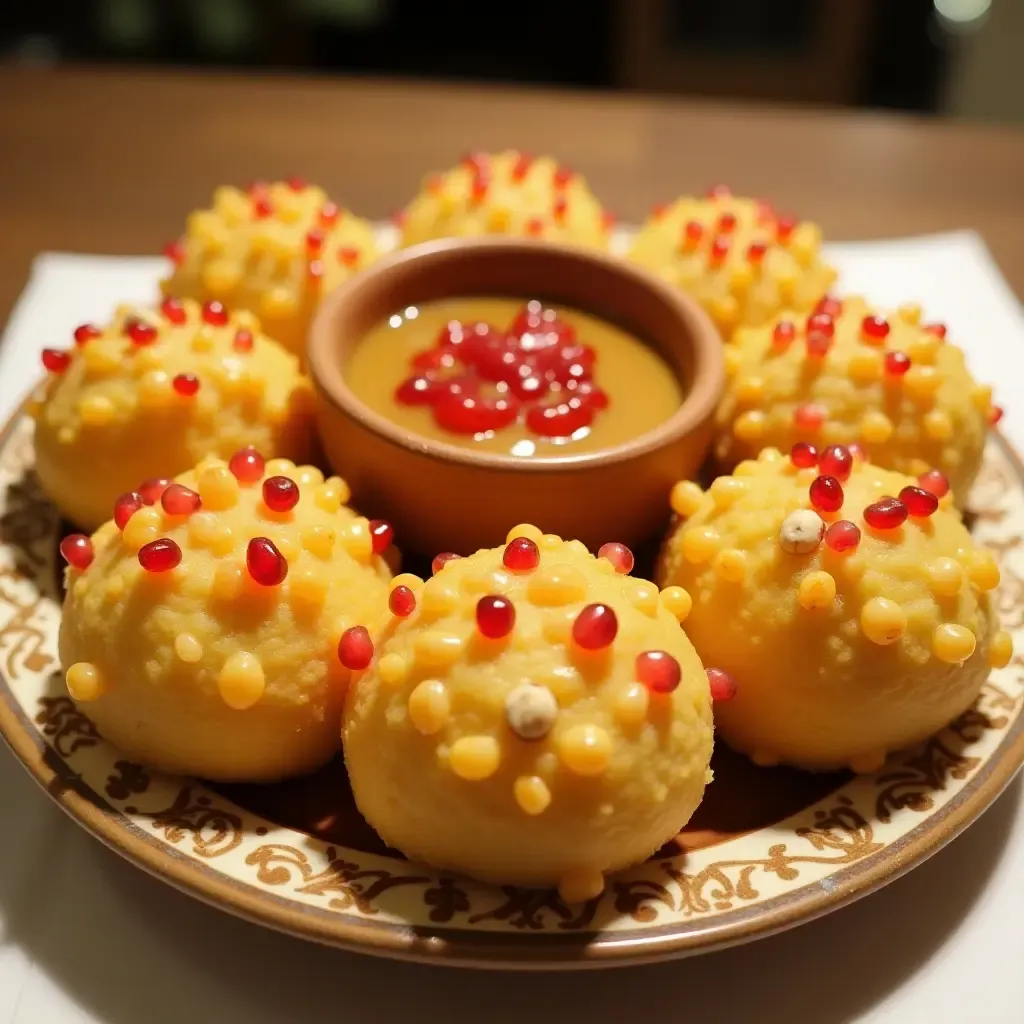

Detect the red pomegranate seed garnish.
[
  {"left": 815, "top": 296, "right": 843, "bottom": 318},
  {"left": 917, "top": 469, "right": 950, "bottom": 498},
  {"left": 125, "top": 319, "right": 157, "bottom": 346},
  {"left": 806, "top": 330, "right": 833, "bottom": 359},
  {"left": 161, "top": 483, "right": 202, "bottom": 516},
  {"left": 138, "top": 478, "right": 170, "bottom": 505},
  {"left": 747, "top": 242, "right": 767, "bottom": 264},
  {"left": 389, "top": 585, "right": 416, "bottom": 617},
  {"left": 718, "top": 211, "right": 737, "bottom": 233},
  {"left": 229, "top": 446, "right": 265, "bottom": 484},
  {"left": 138, "top": 538, "right": 182, "bottom": 573},
  {"left": 431, "top": 552, "right": 461, "bottom": 574},
  {"left": 113, "top": 491, "right": 144, "bottom": 530},
  {"left": 818, "top": 445, "right": 852, "bottom": 482},
  {"left": 525, "top": 397, "right": 594, "bottom": 439},
  {"left": 41, "top": 348, "right": 71, "bottom": 373},
  {"left": 552, "top": 194, "right": 568, "bottom": 222},
  {"left": 160, "top": 297, "right": 187, "bottom": 325},
  {"left": 476, "top": 594, "right": 516, "bottom": 639},
  {"left": 776, "top": 215, "right": 797, "bottom": 242},
  {"left": 202, "top": 301, "right": 228, "bottom": 326},
  {"left": 319, "top": 202, "right": 340, "bottom": 227},
  {"left": 369, "top": 519, "right": 393, "bottom": 555},
  {"left": 885, "top": 351, "right": 911, "bottom": 376},
  {"left": 60, "top": 533, "right": 94, "bottom": 570},
  {"left": 809, "top": 475, "right": 844, "bottom": 513},
  {"left": 990, "top": 406, "right": 1004, "bottom": 426},
  {"left": 861, "top": 315, "right": 890, "bottom": 344},
  {"left": 863, "top": 497, "right": 909, "bottom": 530},
  {"left": 525, "top": 218, "right": 544, "bottom": 237},
  {"left": 246, "top": 536, "right": 288, "bottom": 586},
  {"left": 172, "top": 373, "right": 200, "bottom": 397},
  {"left": 338, "top": 625, "right": 374, "bottom": 670},
  {"left": 572, "top": 603, "right": 618, "bottom": 650},
  {"left": 683, "top": 219, "right": 703, "bottom": 247},
  {"left": 395, "top": 375, "right": 443, "bottom": 406},
  {"left": 73, "top": 323, "right": 102, "bottom": 345},
  {"left": 899, "top": 485, "right": 938, "bottom": 518},
  {"left": 252, "top": 195, "right": 274, "bottom": 219},
  {"left": 286, "top": 176, "right": 306, "bottom": 191},
  {"left": 636, "top": 650, "right": 681, "bottom": 694},
  {"left": 598, "top": 541, "right": 634, "bottom": 574},
  {"left": 924, "top": 323, "right": 947, "bottom": 339},
  {"left": 338, "top": 247, "right": 360, "bottom": 267},
  {"left": 163, "top": 240, "right": 186, "bottom": 265},
  {"left": 262, "top": 476, "right": 299, "bottom": 513},
  {"left": 306, "top": 228, "right": 324, "bottom": 254},
  {"left": 824, "top": 519, "right": 861, "bottom": 553},
  {"left": 511, "top": 152, "right": 533, "bottom": 181},
  {"left": 790, "top": 442, "right": 818, "bottom": 468},
  {"left": 794, "top": 404, "right": 827, "bottom": 431},
  {"left": 434, "top": 393, "right": 518, "bottom": 435},
  {"left": 553, "top": 165, "right": 574, "bottom": 190},
  {"left": 503, "top": 537, "right": 540, "bottom": 572},
  {"left": 233, "top": 328, "right": 254, "bottom": 353},
  {"left": 707, "top": 667, "right": 737, "bottom": 702},
  {"left": 772, "top": 321, "right": 796, "bottom": 351},
  {"left": 709, "top": 236, "right": 730, "bottom": 265}
]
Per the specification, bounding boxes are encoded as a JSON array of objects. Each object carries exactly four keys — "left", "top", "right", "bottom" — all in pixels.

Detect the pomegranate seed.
[
  {"left": 818, "top": 445, "right": 852, "bottom": 482},
  {"left": 73, "top": 323, "right": 102, "bottom": 345},
  {"left": 809, "top": 475, "right": 844, "bottom": 513},
  {"left": 525, "top": 218, "right": 544, "bottom": 237},
  {"left": 229, "top": 446, "right": 265, "bottom": 484},
  {"left": 525, "top": 397, "right": 594, "bottom": 439},
  {"left": 709, "top": 236, "right": 730, "bottom": 264},
  {"left": 918, "top": 469, "right": 950, "bottom": 498},
  {"left": 815, "top": 296, "right": 843, "bottom": 318},
  {"left": 113, "top": 492, "right": 144, "bottom": 530},
  {"left": 60, "top": 533, "right": 94, "bottom": 570},
  {"left": 511, "top": 152, "right": 533, "bottom": 181},
  {"left": 262, "top": 476, "right": 299, "bottom": 513},
  {"left": 306, "top": 229, "right": 324, "bottom": 254},
  {"left": 247, "top": 179, "right": 269, "bottom": 196},
  {"left": 202, "top": 301, "right": 228, "bottom": 326},
  {"left": 395, "top": 376, "right": 443, "bottom": 406},
  {"left": 772, "top": 321, "right": 796, "bottom": 351},
  {"left": 160, "top": 297, "right": 187, "bottom": 325},
  {"left": 319, "top": 202, "right": 340, "bottom": 227},
  {"left": 598, "top": 541, "right": 634, "bottom": 574},
  {"left": 806, "top": 330, "right": 832, "bottom": 359},
  {"left": 163, "top": 240, "right": 186, "bottom": 265},
  {"left": 138, "top": 538, "right": 182, "bottom": 573},
  {"left": 431, "top": 552, "right": 461, "bottom": 574},
  {"left": 776, "top": 215, "right": 797, "bottom": 242},
  {"left": 233, "top": 329, "right": 254, "bottom": 353},
  {"left": 307, "top": 259, "right": 324, "bottom": 284},
  {"left": 924, "top": 323, "right": 947, "bottom": 339},
  {"left": 794, "top": 404, "right": 827, "bottom": 431},
  {"left": 503, "top": 537, "right": 540, "bottom": 571},
  {"left": 807, "top": 312, "right": 835, "bottom": 338},
  {"left": 899, "top": 485, "right": 938, "bottom": 518},
  {"left": 389, "top": 585, "right": 416, "bottom": 617},
  {"left": 885, "top": 351, "right": 911, "bottom": 376},
  {"left": 138, "top": 478, "right": 170, "bottom": 505},
  {"left": 861, "top": 315, "right": 890, "bottom": 344},
  {"left": 572, "top": 603, "right": 618, "bottom": 650},
  {"left": 246, "top": 536, "right": 288, "bottom": 586},
  {"left": 553, "top": 165, "right": 574, "bottom": 189},
  {"left": 172, "top": 373, "right": 200, "bottom": 397},
  {"left": 718, "top": 211, "right": 737, "bottom": 233},
  {"left": 369, "top": 519, "right": 393, "bottom": 555},
  {"left": 338, "top": 247, "right": 360, "bottom": 267},
  {"left": 286, "top": 176, "right": 306, "bottom": 191},
  {"left": 863, "top": 497, "right": 909, "bottom": 530},
  {"left": 125, "top": 319, "right": 157, "bottom": 346},
  {"left": 252, "top": 195, "right": 274, "bottom": 219},
  {"left": 552, "top": 194, "right": 568, "bottom": 221},
  {"left": 434, "top": 394, "right": 518, "bottom": 435},
  {"left": 636, "top": 650, "right": 681, "bottom": 694},
  {"left": 707, "top": 184, "right": 732, "bottom": 199},
  {"left": 790, "top": 442, "right": 818, "bottom": 468},
  {"left": 683, "top": 220, "right": 703, "bottom": 247},
  {"left": 824, "top": 520, "right": 861, "bottom": 553},
  {"left": 41, "top": 348, "right": 71, "bottom": 373},
  {"left": 338, "top": 625, "right": 374, "bottom": 670},
  {"left": 990, "top": 406, "right": 1004, "bottom": 426},
  {"left": 476, "top": 594, "right": 516, "bottom": 639},
  {"left": 161, "top": 483, "right": 201, "bottom": 516},
  {"left": 747, "top": 242, "right": 767, "bottom": 264},
  {"left": 707, "top": 667, "right": 737, "bottom": 702}
]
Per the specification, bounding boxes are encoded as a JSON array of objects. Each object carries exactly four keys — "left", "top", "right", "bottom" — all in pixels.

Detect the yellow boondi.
[
  {"left": 343, "top": 529, "right": 714, "bottom": 902},
  {"left": 657, "top": 451, "right": 1007, "bottom": 772}
]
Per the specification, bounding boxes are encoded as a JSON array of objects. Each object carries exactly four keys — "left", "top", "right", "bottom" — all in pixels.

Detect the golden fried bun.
[
  {"left": 161, "top": 179, "right": 378, "bottom": 359},
  {"left": 34, "top": 300, "right": 314, "bottom": 532},
  {"left": 627, "top": 187, "right": 836, "bottom": 339},
  {"left": 58, "top": 450, "right": 392, "bottom": 781},
  {"left": 659, "top": 447, "right": 1011, "bottom": 773},
  {"left": 715, "top": 296, "right": 998, "bottom": 505},
  {"left": 342, "top": 526, "right": 714, "bottom": 904},
  {"left": 400, "top": 151, "right": 612, "bottom": 249}
]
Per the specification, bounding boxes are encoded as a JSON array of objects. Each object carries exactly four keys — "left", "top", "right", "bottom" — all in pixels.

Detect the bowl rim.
[{"left": 307, "top": 237, "right": 725, "bottom": 473}]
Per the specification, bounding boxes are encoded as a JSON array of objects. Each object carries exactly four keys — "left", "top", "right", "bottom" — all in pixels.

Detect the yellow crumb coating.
[
  {"left": 715, "top": 297, "right": 994, "bottom": 503},
  {"left": 58, "top": 454, "right": 391, "bottom": 781},
  {"left": 33, "top": 301, "right": 315, "bottom": 532},
  {"left": 161, "top": 179, "right": 378, "bottom": 359},
  {"left": 343, "top": 530, "right": 713, "bottom": 900},
  {"left": 658, "top": 451, "right": 1008, "bottom": 772},
  {"left": 400, "top": 151, "right": 611, "bottom": 249},
  {"left": 627, "top": 190, "right": 836, "bottom": 340}
]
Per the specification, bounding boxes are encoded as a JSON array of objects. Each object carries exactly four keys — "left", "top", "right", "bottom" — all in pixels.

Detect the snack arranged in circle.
[
  {"left": 399, "top": 151, "right": 613, "bottom": 249},
  {"left": 715, "top": 295, "right": 998, "bottom": 504},
  {"left": 58, "top": 448, "right": 393, "bottom": 781},
  {"left": 345, "top": 297, "right": 683, "bottom": 455},
  {"left": 627, "top": 186, "right": 836, "bottom": 340},
  {"left": 658, "top": 446, "right": 1011, "bottom": 773},
  {"left": 161, "top": 179, "right": 378, "bottom": 359},
  {"left": 342, "top": 525, "right": 722, "bottom": 903},
  {"left": 33, "top": 300, "right": 315, "bottom": 532}
]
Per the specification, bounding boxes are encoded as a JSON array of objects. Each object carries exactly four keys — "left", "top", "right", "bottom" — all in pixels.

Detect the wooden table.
[{"left": 2, "top": 65, "right": 1024, "bottom": 326}]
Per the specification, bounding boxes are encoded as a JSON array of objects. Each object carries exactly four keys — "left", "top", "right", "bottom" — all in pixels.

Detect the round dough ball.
[
  {"left": 343, "top": 527, "right": 714, "bottom": 903},
  {"left": 659, "top": 447, "right": 1010, "bottom": 773},
  {"left": 162, "top": 180, "right": 378, "bottom": 359},
  {"left": 58, "top": 452, "right": 392, "bottom": 781},
  {"left": 715, "top": 297, "right": 996, "bottom": 504},
  {"left": 627, "top": 188, "right": 836, "bottom": 339},
  {"left": 400, "top": 151, "right": 612, "bottom": 249},
  {"left": 33, "top": 300, "right": 315, "bottom": 531}
]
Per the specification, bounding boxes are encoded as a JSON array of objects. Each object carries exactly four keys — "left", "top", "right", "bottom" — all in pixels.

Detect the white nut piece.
[
  {"left": 504, "top": 683, "right": 559, "bottom": 740},
  {"left": 778, "top": 509, "right": 825, "bottom": 554}
]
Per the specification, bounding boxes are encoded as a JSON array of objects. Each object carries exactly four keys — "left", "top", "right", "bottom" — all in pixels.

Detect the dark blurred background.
[{"left": 0, "top": 0, "right": 1019, "bottom": 119}]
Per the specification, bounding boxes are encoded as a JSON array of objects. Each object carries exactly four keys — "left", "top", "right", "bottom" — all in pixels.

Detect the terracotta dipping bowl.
[{"left": 308, "top": 237, "right": 724, "bottom": 555}]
